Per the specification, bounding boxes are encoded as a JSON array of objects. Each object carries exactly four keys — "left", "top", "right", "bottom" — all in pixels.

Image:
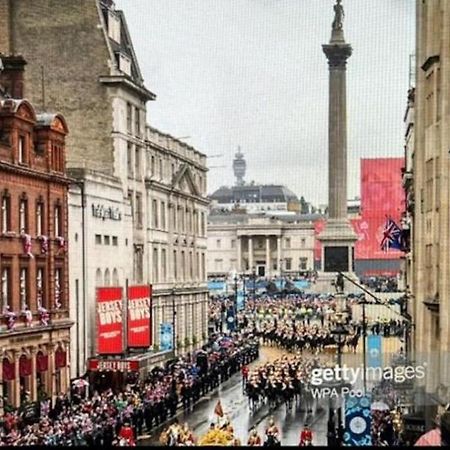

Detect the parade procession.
[{"left": 2, "top": 0, "right": 450, "bottom": 447}]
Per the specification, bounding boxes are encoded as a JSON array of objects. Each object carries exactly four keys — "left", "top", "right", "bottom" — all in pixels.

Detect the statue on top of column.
[{"left": 332, "top": 0, "right": 345, "bottom": 31}]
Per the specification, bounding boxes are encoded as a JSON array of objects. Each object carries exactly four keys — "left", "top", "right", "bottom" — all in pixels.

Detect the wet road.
[{"left": 140, "top": 347, "right": 329, "bottom": 446}]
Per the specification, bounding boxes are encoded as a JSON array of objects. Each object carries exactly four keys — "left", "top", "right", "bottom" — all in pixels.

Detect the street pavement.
[{"left": 140, "top": 346, "right": 329, "bottom": 446}]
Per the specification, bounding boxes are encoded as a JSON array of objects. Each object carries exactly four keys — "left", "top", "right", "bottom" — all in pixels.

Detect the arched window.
[
  {"left": 112, "top": 268, "right": 119, "bottom": 286},
  {"left": 104, "top": 269, "right": 111, "bottom": 286},
  {"left": 95, "top": 269, "right": 102, "bottom": 287}
]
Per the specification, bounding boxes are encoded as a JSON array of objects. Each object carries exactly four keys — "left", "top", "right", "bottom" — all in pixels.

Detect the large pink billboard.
[{"left": 315, "top": 158, "right": 405, "bottom": 262}]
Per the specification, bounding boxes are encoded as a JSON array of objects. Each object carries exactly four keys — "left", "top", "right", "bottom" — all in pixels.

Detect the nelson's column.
[{"left": 317, "top": 0, "right": 357, "bottom": 292}]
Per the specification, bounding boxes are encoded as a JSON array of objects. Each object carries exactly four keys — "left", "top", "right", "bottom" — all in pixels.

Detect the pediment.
[{"left": 172, "top": 163, "right": 199, "bottom": 196}]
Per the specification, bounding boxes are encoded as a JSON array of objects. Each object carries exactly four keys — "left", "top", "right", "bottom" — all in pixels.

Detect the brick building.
[{"left": 0, "top": 55, "right": 71, "bottom": 410}]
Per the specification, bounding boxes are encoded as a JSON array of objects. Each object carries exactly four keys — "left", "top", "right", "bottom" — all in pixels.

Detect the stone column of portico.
[
  {"left": 277, "top": 237, "right": 282, "bottom": 276},
  {"left": 30, "top": 348, "right": 37, "bottom": 402},
  {"left": 237, "top": 237, "right": 242, "bottom": 273},
  {"left": 248, "top": 237, "right": 254, "bottom": 271},
  {"left": 265, "top": 237, "right": 271, "bottom": 277}
]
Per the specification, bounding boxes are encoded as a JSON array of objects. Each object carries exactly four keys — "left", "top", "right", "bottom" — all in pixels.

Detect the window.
[
  {"left": 231, "top": 239, "right": 236, "bottom": 249},
  {"left": 1, "top": 194, "right": 10, "bottom": 233},
  {"left": 126, "top": 102, "right": 132, "bottom": 133},
  {"left": 19, "top": 198, "right": 28, "bottom": 233},
  {"left": 135, "top": 249, "right": 143, "bottom": 283},
  {"left": 108, "top": 11, "right": 121, "bottom": 43},
  {"left": 127, "top": 190, "right": 134, "bottom": 219},
  {"left": 54, "top": 204, "right": 62, "bottom": 237},
  {"left": 134, "top": 147, "right": 140, "bottom": 178},
  {"left": 135, "top": 193, "right": 143, "bottom": 228},
  {"left": 135, "top": 107, "right": 140, "bottom": 137},
  {"left": 95, "top": 234, "right": 102, "bottom": 245},
  {"left": 214, "top": 259, "right": 223, "bottom": 272},
  {"left": 189, "top": 252, "right": 193, "bottom": 279},
  {"left": 187, "top": 209, "right": 191, "bottom": 233},
  {"left": 162, "top": 249, "right": 167, "bottom": 281},
  {"left": 285, "top": 238, "right": 291, "bottom": 249},
  {"left": 300, "top": 257, "right": 307, "bottom": 271},
  {"left": 36, "top": 267, "right": 45, "bottom": 308},
  {"left": 181, "top": 250, "right": 186, "bottom": 280},
  {"left": 1, "top": 267, "right": 10, "bottom": 310},
  {"left": 159, "top": 158, "right": 163, "bottom": 180},
  {"left": 301, "top": 238, "right": 306, "bottom": 248},
  {"left": 201, "top": 212, "right": 205, "bottom": 236},
  {"left": 179, "top": 207, "right": 185, "bottom": 232},
  {"left": 171, "top": 205, "right": 176, "bottom": 231},
  {"left": 36, "top": 202, "right": 44, "bottom": 236},
  {"left": 172, "top": 163, "right": 175, "bottom": 178},
  {"left": 112, "top": 269, "right": 119, "bottom": 286},
  {"left": 104, "top": 269, "right": 111, "bottom": 286},
  {"left": 19, "top": 267, "right": 28, "bottom": 309},
  {"left": 425, "top": 159, "right": 433, "bottom": 212},
  {"left": 285, "top": 258, "right": 292, "bottom": 270},
  {"left": 152, "top": 199, "right": 158, "bottom": 229},
  {"left": 54, "top": 268, "right": 62, "bottom": 308},
  {"left": 127, "top": 142, "right": 133, "bottom": 178},
  {"left": 18, "top": 135, "right": 26, "bottom": 164},
  {"left": 95, "top": 269, "right": 102, "bottom": 287},
  {"left": 161, "top": 202, "right": 166, "bottom": 230},
  {"left": 104, "top": 235, "right": 110, "bottom": 245},
  {"left": 201, "top": 253, "right": 206, "bottom": 280},
  {"left": 173, "top": 250, "right": 178, "bottom": 279},
  {"left": 216, "top": 239, "right": 221, "bottom": 249},
  {"left": 112, "top": 236, "right": 118, "bottom": 246},
  {"left": 153, "top": 248, "right": 158, "bottom": 283},
  {"left": 151, "top": 155, "right": 155, "bottom": 176}
]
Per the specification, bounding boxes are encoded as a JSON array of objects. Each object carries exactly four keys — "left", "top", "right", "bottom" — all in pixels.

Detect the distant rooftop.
[{"left": 210, "top": 184, "right": 299, "bottom": 204}]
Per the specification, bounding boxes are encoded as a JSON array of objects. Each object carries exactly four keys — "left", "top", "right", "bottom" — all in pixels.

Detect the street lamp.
[
  {"left": 331, "top": 283, "right": 349, "bottom": 446},
  {"left": 252, "top": 267, "right": 256, "bottom": 302},
  {"left": 171, "top": 288, "right": 177, "bottom": 354}
]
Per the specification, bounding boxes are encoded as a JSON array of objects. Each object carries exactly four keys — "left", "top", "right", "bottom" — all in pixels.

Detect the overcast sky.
[{"left": 116, "top": 0, "right": 415, "bottom": 206}]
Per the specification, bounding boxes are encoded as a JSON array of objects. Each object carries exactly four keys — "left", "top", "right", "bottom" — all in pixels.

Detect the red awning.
[
  {"left": 2, "top": 358, "right": 15, "bottom": 381},
  {"left": 19, "top": 355, "right": 32, "bottom": 377},
  {"left": 36, "top": 352, "right": 48, "bottom": 373}
]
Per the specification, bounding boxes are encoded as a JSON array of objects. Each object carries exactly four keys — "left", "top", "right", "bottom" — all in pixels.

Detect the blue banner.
[
  {"left": 208, "top": 281, "right": 225, "bottom": 291},
  {"left": 294, "top": 280, "right": 310, "bottom": 290},
  {"left": 236, "top": 291, "right": 245, "bottom": 311},
  {"left": 159, "top": 323, "right": 173, "bottom": 351},
  {"left": 367, "top": 335, "right": 382, "bottom": 368},
  {"left": 344, "top": 394, "right": 372, "bottom": 446},
  {"left": 226, "top": 307, "right": 235, "bottom": 331}
]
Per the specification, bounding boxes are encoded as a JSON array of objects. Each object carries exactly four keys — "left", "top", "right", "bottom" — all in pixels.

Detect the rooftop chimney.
[{"left": 0, "top": 54, "right": 26, "bottom": 99}]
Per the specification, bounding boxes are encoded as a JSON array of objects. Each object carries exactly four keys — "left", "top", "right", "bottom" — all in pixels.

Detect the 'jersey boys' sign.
[
  {"left": 96, "top": 287, "right": 124, "bottom": 354},
  {"left": 127, "top": 285, "right": 152, "bottom": 348}
]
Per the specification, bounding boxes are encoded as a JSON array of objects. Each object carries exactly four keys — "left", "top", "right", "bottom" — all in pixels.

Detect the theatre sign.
[{"left": 92, "top": 203, "right": 122, "bottom": 221}]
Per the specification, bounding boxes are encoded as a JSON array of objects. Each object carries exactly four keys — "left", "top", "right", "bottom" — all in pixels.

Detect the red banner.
[
  {"left": 314, "top": 158, "right": 405, "bottom": 264},
  {"left": 127, "top": 285, "right": 152, "bottom": 348},
  {"left": 96, "top": 287, "right": 124, "bottom": 355}
]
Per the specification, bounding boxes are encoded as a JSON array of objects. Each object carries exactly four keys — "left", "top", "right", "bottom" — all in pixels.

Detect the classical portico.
[{"left": 236, "top": 231, "right": 283, "bottom": 277}]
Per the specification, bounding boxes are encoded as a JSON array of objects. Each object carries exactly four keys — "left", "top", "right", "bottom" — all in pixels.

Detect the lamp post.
[
  {"left": 252, "top": 267, "right": 256, "bottom": 303},
  {"left": 171, "top": 288, "right": 177, "bottom": 354},
  {"left": 234, "top": 275, "right": 239, "bottom": 330},
  {"left": 331, "top": 282, "right": 349, "bottom": 446}
]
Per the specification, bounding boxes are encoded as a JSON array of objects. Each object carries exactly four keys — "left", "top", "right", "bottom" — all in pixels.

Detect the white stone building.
[
  {"left": 68, "top": 170, "right": 133, "bottom": 378},
  {"left": 207, "top": 213, "right": 315, "bottom": 278},
  {"left": 145, "top": 126, "right": 209, "bottom": 353}
]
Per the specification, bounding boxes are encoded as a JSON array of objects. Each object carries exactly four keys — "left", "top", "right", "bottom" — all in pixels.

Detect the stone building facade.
[
  {"left": 207, "top": 213, "right": 315, "bottom": 278},
  {"left": 413, "top": 0, "right": 450, "bottom": 423},
  {"left": 145, "top": 127, "right": 209, "bottom": 353},
  {"left": 0, "top": 56, "right": 71, "bottom": 409},
  {"left": 0, "top": 0, "right": 210, "bottom": 376}
]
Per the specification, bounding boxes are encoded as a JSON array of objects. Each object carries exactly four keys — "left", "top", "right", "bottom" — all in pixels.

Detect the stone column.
[
  {"left": 265, "top": 237, "right": 271, "bottom": 277},
  {"left": 30, "top": 348, "right": 37, "bottom": 402},
  {"left": 248, "top": 237, "right": 253, "bottom": 271},
  {"left": 277, "top": 237, "right": 282, "bottom": 275},
  {"left": 322, "top": 26, "right": 352, "bottom": 220},
  {"left": 47, "top": 344, "right": 56, "bottom": 407},
  {"left": 13, "top": 353, "right": 20, "bottom": 408},
  {"left": 0, "top": 357, "right": 3, "bottom": 417},
  {"left": 237, "top": 237, "right": 242, "bottom": 272}
]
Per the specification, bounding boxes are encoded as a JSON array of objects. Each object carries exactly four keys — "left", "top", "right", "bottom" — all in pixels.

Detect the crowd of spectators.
[
  {"left": 360, "top": 276, "right": 400, "bottom": 293},
  {"left": 0, "top": 332, "right": 259, "bottom": 446}
]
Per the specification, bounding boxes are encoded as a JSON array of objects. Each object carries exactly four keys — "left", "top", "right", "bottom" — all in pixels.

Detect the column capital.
[{"left": 322, "top": 43, "right": 352, "bottom": 68}]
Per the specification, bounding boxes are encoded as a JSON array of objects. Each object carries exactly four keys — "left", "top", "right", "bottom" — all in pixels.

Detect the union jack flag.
[{"left": 380, "top": 217, "right": 403, "bottom": 252}]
